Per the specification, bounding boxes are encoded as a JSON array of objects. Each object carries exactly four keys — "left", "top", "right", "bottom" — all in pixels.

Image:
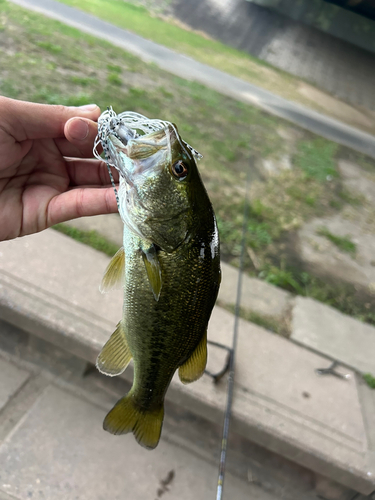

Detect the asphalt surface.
[{"left": 8, "top": 0, "right": 375, "bottom": 159}]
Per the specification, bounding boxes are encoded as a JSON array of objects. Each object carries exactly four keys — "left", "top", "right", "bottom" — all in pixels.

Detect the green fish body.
[{"left": 95, "top": 110, "right": 220, "bottom": 449}]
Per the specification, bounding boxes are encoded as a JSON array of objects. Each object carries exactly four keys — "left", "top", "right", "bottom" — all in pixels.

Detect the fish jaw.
[
  {"left": 94, "top": 109, "right": 207, "bottom": 251},
  {"left": 105, "top": 125, "right": 197, "bottom": 251}
]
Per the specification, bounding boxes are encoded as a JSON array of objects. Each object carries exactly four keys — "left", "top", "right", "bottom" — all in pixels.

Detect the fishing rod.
[{"left": 215, "top": 169, "right": 250, "bottom": 500}]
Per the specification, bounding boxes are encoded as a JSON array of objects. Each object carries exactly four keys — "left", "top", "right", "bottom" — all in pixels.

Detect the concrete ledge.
[
  {"left": 218, "top": 261, "right": 293, "bottom": 321},
  {"left": 0, "top": 230, "right": 374, "bottom": 495},
  {"left": 291, "top": 296, "right": 375, "bottom": 375}
]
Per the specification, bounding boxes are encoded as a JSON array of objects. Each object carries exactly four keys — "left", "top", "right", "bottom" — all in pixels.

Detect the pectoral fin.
[
  {"left": 100, "top": 247, "right": 125, "bottom": 293},
  {"left": 142, "top": 246, "right": 162, "bottom": 301},
  {"left": 178, "top": 331, "right": 207, "bottom": 384},
  {"left": 96, "top": 321, "right": 132, "bottom": 376}
]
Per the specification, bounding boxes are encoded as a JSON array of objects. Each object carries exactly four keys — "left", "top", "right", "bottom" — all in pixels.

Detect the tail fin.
[{"left": 103, "top": 395, "right": 164, "bottom": 450}]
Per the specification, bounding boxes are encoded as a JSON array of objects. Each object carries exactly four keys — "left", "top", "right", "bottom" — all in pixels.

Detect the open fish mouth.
[
  {"left": 93, "top": 108, "right": 204, "bottom": 242},
  {"left": 93, "top": 108, "right": 202, "bottom": 180}
]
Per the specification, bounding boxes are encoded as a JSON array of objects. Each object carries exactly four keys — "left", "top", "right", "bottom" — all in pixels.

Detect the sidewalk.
[
  {"left": 0, "top": 229, "right": 374, "bottom": 497},
  {"left": 8, "top": 0, "right": 375, "bottom": 159},
  {"left": 0, "top": 329, "right": 267, "bottom": 500}
]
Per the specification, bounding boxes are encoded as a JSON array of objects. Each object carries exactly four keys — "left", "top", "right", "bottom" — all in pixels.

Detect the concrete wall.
[{"left": 247, "top": 0, "right": 375, "bottom": 53}]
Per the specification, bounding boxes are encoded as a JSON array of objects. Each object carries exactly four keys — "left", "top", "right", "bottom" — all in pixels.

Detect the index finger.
[{"left": 0, "top": 96, "right": 101, "bottom": 142}]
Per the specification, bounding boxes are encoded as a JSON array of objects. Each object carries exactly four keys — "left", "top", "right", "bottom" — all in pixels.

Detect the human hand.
[{"left": 0, "top": 96, "right": 118, "bottom": 241}]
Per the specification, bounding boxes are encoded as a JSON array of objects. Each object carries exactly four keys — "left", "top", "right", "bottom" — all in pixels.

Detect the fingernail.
[
  {"left": 70, "top": 118, "right": 89, "bottom": 140},
  {"left": 79, "top": 104, "right": 98, "bottom": 110}
]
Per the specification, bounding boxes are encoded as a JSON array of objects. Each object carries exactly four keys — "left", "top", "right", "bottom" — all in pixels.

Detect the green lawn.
[
  {"left": 56, "top": 0, "right": 375, "bottom": 133},
  {"left": 58, "top": 0, "right": 294, "bottom": 90}
]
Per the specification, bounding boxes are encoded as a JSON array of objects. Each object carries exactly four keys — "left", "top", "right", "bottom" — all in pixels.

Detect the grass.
[
  {"left": 259, "top": 264, "right": 375, "bottom": 326},
  {"left": 294, "top": 139, "right": 338, "bottom": 182},
  {"left": 363, "top": 373, "right": 375, "bottom": 389},
  {"left": 57, "top": 0, "right": 293, "bottom": 90},
  {"left": 219, "top": 302, "right": 290, "bottom": 337},
  {"left": 259, "top": 265, "right": 302, "bottom": 294},
  {"left": 70, "top": 75, "right": 97, "bottom": 86},
  {"left": 52, "top": 224, "right": 119, "bottom": 257},
  {"left": 36, "top": 41, "right": 62, "bottom": 53},
  {"left": 1, "top": 1, "right": 375, "bottom": 325},
  {"left": 316, "top": 227, "right": 357, "bottom": 255},
  {"left": 55, "top": 0, "right": 375, "bottom": 132},
  {"left": 107, "top": 73, "right": 122, "bottom": 85},
  {"left": 52, "top": 0, "right": 374, "bottom": 132}
]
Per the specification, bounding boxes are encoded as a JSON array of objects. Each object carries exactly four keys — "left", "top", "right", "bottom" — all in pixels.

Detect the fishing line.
[
  {"left": 106, "top": 163, "right": 120, "bottom": 211},
  {"left": 215, "top": 166, "right": 251, "bottom": 500}
]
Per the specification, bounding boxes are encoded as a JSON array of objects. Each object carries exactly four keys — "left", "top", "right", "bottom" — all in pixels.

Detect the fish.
[{"left": 93, "top": 109, "right": 221, "bottom": 450}]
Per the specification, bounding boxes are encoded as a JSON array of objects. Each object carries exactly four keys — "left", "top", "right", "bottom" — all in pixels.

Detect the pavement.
[
  {"left": 0, "top": 228, "right": 375, "bottom": 499},
  {"left": 0, "top": 327, "right": 271, "bottom": 500},
  {"left": 8, "top": 0, "right": 375, "bottom": 160}
]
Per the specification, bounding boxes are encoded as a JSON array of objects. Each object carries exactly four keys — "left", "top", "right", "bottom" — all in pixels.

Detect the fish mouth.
[
  {"left": 93, "top": 108, "right": 203, "bottom": 181},
  {"left": 93, "top": 108, "right": 204, "bottom": 244}
]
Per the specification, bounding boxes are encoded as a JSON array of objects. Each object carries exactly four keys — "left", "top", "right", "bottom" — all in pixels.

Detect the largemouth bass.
[{"left": 93, "top": 109, "right": 221, "bottom": 449}]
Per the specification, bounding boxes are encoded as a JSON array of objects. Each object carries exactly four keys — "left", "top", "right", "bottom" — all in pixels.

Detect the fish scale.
[
  {"left": 124, "top": 227, "right": 218, "bottom": 406},
  {"left": 94, "top": 109, "right": 220, "bottom": 449}
]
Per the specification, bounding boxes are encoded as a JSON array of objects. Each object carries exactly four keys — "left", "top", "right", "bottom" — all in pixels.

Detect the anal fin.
[
  {"left": 96, "top": 321, "right": 132, "bottom": 376},
  {"left": 178, "top": 331, "right": 207, "bottom": 384},
  {"left": 100, "top": 246, "right": 125, "bottom": 293}
]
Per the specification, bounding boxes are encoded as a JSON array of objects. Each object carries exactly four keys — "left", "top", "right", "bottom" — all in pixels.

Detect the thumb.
[{"left": 1, "top": 96, "right": 101, "bottom": 141}]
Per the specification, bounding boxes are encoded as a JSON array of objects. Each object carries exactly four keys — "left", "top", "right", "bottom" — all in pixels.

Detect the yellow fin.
[
  {"left": 99, "top": 247, "right": 125, "bottom": 293},
  {"left": 96, "top": 322, "right": 132, "bottom": 376},
  {"left": 178, "top": 331, "right": 207, "bottom": 384},
  {"left": 142, "top": 247, "right": 162, "bottom": 301},
  {"left": 103, "top": 394, "right": 164, "bottom": 450}
]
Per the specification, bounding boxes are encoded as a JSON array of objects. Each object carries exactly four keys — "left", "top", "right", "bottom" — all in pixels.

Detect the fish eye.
[{"left": 171, "top": 160, "right": 188, "bottom": 180}]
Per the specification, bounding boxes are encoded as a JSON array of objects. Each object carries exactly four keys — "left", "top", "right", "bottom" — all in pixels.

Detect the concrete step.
[
  {"left": 0, "top": 347, "right": 266, "bottom": 500},
  {"left": 0, "top": 229, "right": 374, "bottom": 495},
  {"left": 64, "top": 214, "right": 375, "bottom": 376}
]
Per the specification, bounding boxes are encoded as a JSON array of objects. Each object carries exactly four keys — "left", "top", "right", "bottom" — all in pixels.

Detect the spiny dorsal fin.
[
  {"left": 178, "top": 331, "right": 207, "bottom": 384},
  {"left": 100, "top": 247, "right": 125, "bottom": 293},
  {"left": 96, "top": 321, "right": 132, "bottom": 376},
  {"left": 142, "top": 246, "right": 162, "bottom": 301}
]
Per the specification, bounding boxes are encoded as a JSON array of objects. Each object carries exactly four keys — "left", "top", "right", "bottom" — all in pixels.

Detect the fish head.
[{"left": 110, "top": 123, "right": 205, "bottom": 252}]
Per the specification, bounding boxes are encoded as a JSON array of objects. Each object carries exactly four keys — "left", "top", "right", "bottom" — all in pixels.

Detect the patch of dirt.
[
  {"left": 298, "top": 83, "right": 375, "bottom": 133},
  {"left": 297, "top": 160, "right": 375, "bottom": 292}
]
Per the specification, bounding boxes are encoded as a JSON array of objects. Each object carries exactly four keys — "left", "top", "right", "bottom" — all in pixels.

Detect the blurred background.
[{"left": 0, "top": 0, "right": 375, "bottom": 499}]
